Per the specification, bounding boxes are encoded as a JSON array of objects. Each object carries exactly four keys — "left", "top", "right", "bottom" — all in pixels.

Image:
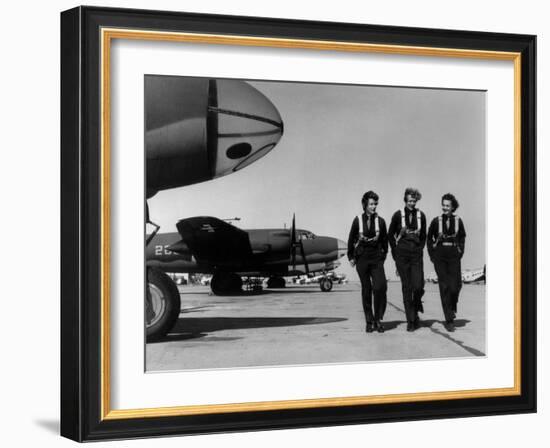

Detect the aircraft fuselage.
[{"left": 146, "top": 229, "right": 346, "bottom": 277}]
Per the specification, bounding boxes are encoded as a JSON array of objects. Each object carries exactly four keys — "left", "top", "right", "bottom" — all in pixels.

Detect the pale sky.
[{"left": 149, "top": 79, "right": 486, "bottom": 281}]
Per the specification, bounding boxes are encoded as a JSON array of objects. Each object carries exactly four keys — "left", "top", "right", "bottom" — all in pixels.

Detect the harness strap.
[
  {"left": 401, "top": 209, "right": 421, "bottom": 232},
  {"left": 397, "top": 209, "right": 405, "bottom": 243},
  {"left": 366, "top": 215, "right": 380, "bottom": 242},
  {"left": 436, "top": 214, "right": 460, "bottom": 246},
  {"left": 356, "top": 214, "right": 380, "bottom": 243},
  {"left": 397, "top": 209, "right": 422, "bottom": 244},
  {"left": 439, "top": 214, "right": 460, "bottom": 236}
]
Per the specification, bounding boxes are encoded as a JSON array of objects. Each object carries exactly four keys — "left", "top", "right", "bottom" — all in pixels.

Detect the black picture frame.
[{"left": 61, "top": 6, "right": 536, "bottom": 442}]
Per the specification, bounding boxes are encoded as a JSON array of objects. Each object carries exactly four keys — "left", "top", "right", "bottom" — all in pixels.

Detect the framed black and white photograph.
[
  {"left": 60, "top": 6, "right": 536, "bottom": 442},
  {"left": 144, "top": 75, "right": 486, "bottom": 371}
]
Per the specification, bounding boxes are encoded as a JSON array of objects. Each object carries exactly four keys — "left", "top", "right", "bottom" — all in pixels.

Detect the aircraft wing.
[{"left": 176, "top": 216, "right": 253, "bottom": 264}]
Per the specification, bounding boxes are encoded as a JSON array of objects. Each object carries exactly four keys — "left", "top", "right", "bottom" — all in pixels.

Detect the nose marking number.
[{"left": 155, "top": 245, "right": 173, "bottom": 256}]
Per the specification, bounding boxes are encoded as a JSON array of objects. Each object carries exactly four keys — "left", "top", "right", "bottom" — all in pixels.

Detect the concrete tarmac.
[{"left": 146, "top": 281, "right": 485, "bottom": 371}]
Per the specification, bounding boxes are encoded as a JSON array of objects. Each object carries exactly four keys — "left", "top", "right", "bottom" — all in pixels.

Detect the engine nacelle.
[{"left": 145, "top": 77, "right": 284, "bottom": 198}]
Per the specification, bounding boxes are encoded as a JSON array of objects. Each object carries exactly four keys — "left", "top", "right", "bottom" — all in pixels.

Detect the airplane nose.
[{"left": 337, "top": 239, "right": 347, "bottom": 258}]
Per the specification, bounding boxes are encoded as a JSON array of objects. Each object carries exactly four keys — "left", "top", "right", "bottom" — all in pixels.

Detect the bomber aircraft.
[
  {"left": 462, "top": 266, "right": 486, "bottom": 284},
  {"left": 144, "top": 76, "right": 284, "bottom": 340},
  {"left": 426, "top": 267, "right": 486, "bottom": 284},
  {"left": 147, "top": 214, "right": 347, "bottom": 295}
]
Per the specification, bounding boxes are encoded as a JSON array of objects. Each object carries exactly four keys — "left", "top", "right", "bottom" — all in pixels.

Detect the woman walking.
[{"left": 427, "top": 193, "right": 466, "bottom": 332}]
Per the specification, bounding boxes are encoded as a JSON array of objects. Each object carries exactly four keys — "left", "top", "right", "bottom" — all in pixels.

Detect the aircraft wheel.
[
  {"left": 146, "top": 268, "right": 181, "bottom": 341},
  {"left": 267, "top": 276, "right": 286, "bottom": 288},
  {"left": 230, "top": 274, "right": 243, "bottom": 292},
  {"left": 320, "top": 277, "right": 333, "bottom": 292},
  {"left": 211, "top": 273, "right": 242, "bottom": 295}
]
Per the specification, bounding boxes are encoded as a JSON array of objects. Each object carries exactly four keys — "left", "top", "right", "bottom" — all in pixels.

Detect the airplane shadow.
[
  {"left": 173, "top": 316, "right": 347, "bottom": 332},
  {"left": 149, "top": 316, "right": 348, "bottom": 343},
  {"left": 148, "top": 333, "right": 244, "bottom": 343},
  {"left": 180, "top": 305, "right": 214, "bottom": 313}
]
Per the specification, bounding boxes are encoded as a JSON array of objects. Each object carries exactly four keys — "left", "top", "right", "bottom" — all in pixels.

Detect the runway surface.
[{"left": 146, "top": 281, "right": 485, "bottom": 371}]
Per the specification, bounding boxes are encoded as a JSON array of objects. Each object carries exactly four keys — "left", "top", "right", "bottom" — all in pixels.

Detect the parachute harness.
[{"left": 396, "top": 209, "right": 421, "bottom": 244}]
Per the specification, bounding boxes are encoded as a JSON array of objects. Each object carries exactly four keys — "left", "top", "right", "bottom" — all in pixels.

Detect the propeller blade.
[
  {"left": 289, "top": 213, "right": 309, "bottom": 275},
  {"left": 290, "top": 213, "right": 297, "bottom": 271}
]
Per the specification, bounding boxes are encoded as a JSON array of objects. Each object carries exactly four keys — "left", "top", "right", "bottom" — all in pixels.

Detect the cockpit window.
[{"left": 299, "top": 231, "right": 315, "bottom": 240}]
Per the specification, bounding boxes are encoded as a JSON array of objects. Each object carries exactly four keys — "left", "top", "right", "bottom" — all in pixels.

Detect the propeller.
[{"left": 290, "top": 213, "right": 309, "bottom": 275}]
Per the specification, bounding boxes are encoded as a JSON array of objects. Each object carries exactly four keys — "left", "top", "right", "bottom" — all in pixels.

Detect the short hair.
[
  {"left": 361, "top": 190, "right": 379, "bottom": 209},
  {"left": 441, "top": 193, "right": 459, "bottom": 211},
  {"left": 403, "top": 187, "right": 422, "bottom": 202}
]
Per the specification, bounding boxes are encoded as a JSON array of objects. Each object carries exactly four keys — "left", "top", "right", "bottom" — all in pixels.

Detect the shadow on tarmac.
[
  {"left": 417, "top": 318, "right": 471, "bottom": 329},
  {"left": 148, "top": 316, "right": 347, "bottom": 344},
  {"left": 376, "top": 320, "right": 403, "bottom": 331},
  {"left": 412, "top": 318, "right": 483, "bottom": 356},
  {"left": 428, "top": 325, "right": 484, "bottom": 356},
  {"left": 148, "top": 333, "right": 246, "bottom": 344},
  {"left": 365, "top": 318, "right": 472, "bottom": 332},
  {"left": 173, "top": 316, "right": 346, "bottom": 333}
]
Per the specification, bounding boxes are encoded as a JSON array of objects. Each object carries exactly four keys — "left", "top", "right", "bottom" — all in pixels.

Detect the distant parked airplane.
[{"left": 462, "top": 266, "right": 486, "bottom": 284}]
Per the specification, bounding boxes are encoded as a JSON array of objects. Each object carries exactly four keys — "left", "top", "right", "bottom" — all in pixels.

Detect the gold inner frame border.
[{"left": 99, "top": 27, "right": 522, "bottom": 421}]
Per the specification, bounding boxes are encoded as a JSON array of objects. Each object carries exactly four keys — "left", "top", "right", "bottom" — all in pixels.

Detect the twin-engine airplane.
[
  {"left": 462, "top": 266, "right": 486, "bottom": 284},
  {"left": 144, "top": 76, "right": 284, "bottom": 340},
  {"left": 147, "top": 215, "right": 347, "bottom": 295}
]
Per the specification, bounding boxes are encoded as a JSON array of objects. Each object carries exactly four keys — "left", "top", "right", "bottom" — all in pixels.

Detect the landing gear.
[
  {"left": 319, "top": 277, "right": 333, "bottom": 292},
  {"left": 266, "top": 276, "right": 286, "bottom": 289},
  {"left": 146, "top": 268, "right": 181, "bottom": 341},
  {"left": 211, "top": 272, "right": 243, "bottom": 295}
]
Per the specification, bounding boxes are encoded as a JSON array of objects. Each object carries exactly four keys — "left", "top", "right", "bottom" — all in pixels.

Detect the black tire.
[
  {"left": 266, "top": 276, "right": 286, "bottom": 288},
  {"left": 230, "top": 274, "right": 243, "bottom": 291},
  {"left": 320, "top": 277, "right": 333, "bottom": 292},
  {"left": 146, "top": 268, "right": 181, "bottom": 341},
  {"left": 211, "top": 272, "right": 242, "bottom": 295}
]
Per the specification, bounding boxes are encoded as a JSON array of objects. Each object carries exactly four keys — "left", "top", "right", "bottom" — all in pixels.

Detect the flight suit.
[
  {"left": 347, "top": 213, "right": 388, "bottom": 326},
  {"left": 388, "top": 208, "right": 427, "bottom": 327},
  {"left": 427, "top": 214, "right": 466, "bottom": 323}
]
